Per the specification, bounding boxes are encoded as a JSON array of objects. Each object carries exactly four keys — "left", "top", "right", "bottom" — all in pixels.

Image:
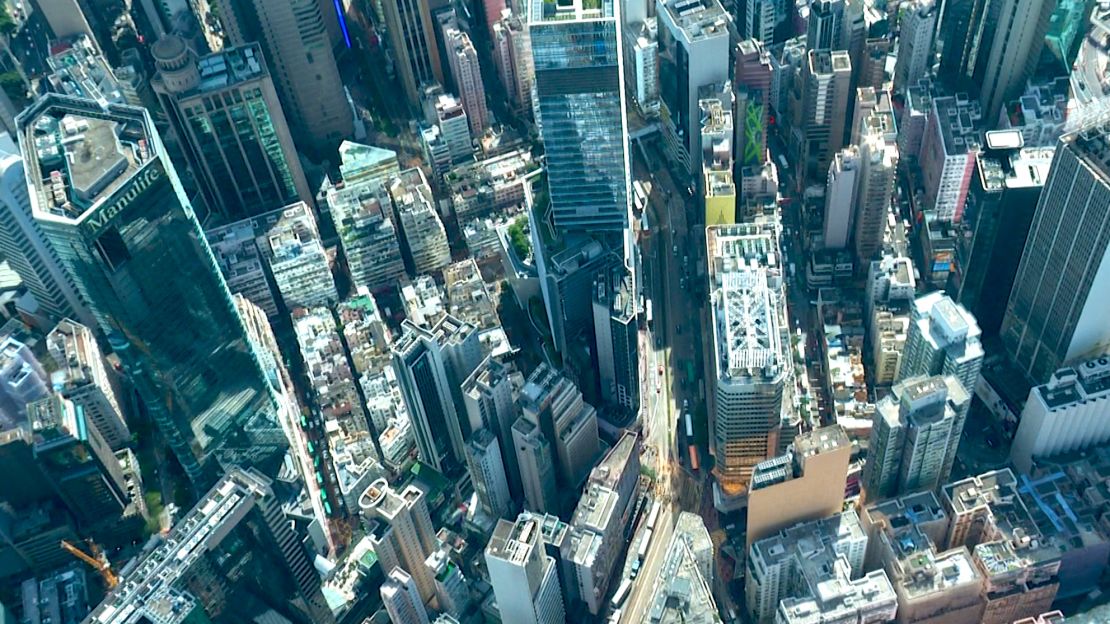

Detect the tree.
[{"left": 507, "top": 216, "right": 531, "bottom": 260}]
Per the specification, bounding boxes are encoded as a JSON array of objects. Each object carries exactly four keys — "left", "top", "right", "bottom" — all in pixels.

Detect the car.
[
  {"left": 673, "top": 244, "right": 678, "bottom": 254},
  {"left": 683, "top": 399, "right": 689, "bottom": 409},
  {"left": 658, "top": 365, "right": 664, "bottom": 375}
]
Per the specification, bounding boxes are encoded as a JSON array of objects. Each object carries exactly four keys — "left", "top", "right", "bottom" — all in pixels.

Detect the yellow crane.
[{"left": 60, "top": 539, "right": 118, "bottom": 589}]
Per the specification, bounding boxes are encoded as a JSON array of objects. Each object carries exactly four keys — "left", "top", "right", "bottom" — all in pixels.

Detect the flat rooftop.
[
  {"left": 659, "top": 0, "right": 729, "bottom": 42},
  {"left": 18, "top": 95, "right": 156, "bottom": 224},
  {"left": 529, "top": 0, "right": 615, "bottom": 23}
]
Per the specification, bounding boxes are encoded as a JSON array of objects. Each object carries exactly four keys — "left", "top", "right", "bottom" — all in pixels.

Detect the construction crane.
[{"left": 60, "top": 539, "right": 118, "bottom": 589}]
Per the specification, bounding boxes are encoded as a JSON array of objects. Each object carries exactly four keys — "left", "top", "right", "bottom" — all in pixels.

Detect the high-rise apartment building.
[
  {"left": 917, "top": 95, "right": 983, "bottom": 222},
  {"left": 18, "top": 94, "right": 285, "bottom": 487},
  {"left": 391, "top": 168, "right": 452, "bottom": 276},
  {"left": 1001, "top": 122, "right": 1110, "bottom": 383},
  {"left": 215, "top": 0, "right": 352, "bottom": 152},
  {"left": 656, "top": 0, "right": 730, "bottom": 174},
  {"left": 151, "top": 37, "right": 311, "bottom": 220},
  {"left": 466, "top": 427, "right": 513, "bottom": 518},
  {"left": 380, "top": 0, "right": 445, "bottom": 105},
  {"left": 359, "top": 479, "right": 438, "bottom": 605},
  {"left": 747, "top": 425, "right": 851, "bottom": 546},
  {"left": 443, "top": 27, "right": 489, "bottom": 136},
  {"left": 1010, "top": 354, "right": 1110, "bottom": 472},
  {"left": 707, "top": 221, "right": 790, "bottom": 510},
  {"left": 426, "top": 92, "right": 474, "bottom": 166},
  {"left": 486, "top": 512, "right": 567, "bottom": 624},
  {"left": 323, "top": 153, "right": 407, "bottom": 293},
  {"left": 863, "top": 375, "right": 969, "bottom": 500},
  {"left": 519, "top": 364, "right": 601, "bottom": 488},
  {"left": 84, "top": 468, "right": 334, "bottom": 623},
  {"left": 744, "top": 0, "right": 782, "bottom": 42},
  {"left": 823, "top": 147, "right": 860, "bottom": 249},
  {"left": 0, "top": 134, "right": 89, "bottom": 327},
  {"left": 381, "top": 567, "right": 432, "bottom": 624},
  {"left": 898, "top": 292, "right": 984, "bottom": 395},
  {"left": 492, "top": 10, "right": 534, "bottom": 117},
  {"left": 893, "top": 0, "right": 937, "bottom": 93},
  {"left": 45, "top": 319, "right": 130, "bottom": 450},
  {"left": 263, "top": 202, "right": 337, "bottom": 309},
  {"left": 951, "top": 132, "right": 1051, "bottom": 336},
  {"left": 852, "top": 90, "right": 899, "bottom": 264},
  {"left": 528, "top": 0, "right": 630, "bottom": 232}
]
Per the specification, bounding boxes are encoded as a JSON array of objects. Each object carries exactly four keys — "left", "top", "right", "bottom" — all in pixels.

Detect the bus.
[
  {"left": 639, "top": 529, "right": 653, "bottom": 560},
  {"left": 689, "top": 444, "right": 700, "bottom": 471},
  {"left": 645, "top": 298, "right": 653, "bottom": 325},
  {"left": 608, "top": 608, "right": 623, "bottom": 623},
  {"left": 645, "top": 501, "right": 660, "bottom": 531},
  {"left": 685, "top": 413, "right": 693, "bottom": 439},
  {"left": 611, "top": 579, "right": 633, "bottom": 609}
]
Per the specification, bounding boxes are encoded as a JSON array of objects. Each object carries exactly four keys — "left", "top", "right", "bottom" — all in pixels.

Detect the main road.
[{"left": 621, "top": 139, "right": 705, "bottom": 623}]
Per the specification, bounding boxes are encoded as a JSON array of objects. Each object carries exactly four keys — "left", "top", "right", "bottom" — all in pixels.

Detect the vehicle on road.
[
  {"left": 611, "top": 579, "right": 632, "bottom": 609},
  {"left": 685, "top": 413, "right": 693, "bottom": 438},
  {"left": 689, "top": 444, "right": 700, "bottom": 471}
]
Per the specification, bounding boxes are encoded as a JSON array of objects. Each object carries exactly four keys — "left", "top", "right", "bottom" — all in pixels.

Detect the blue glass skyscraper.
[
  {"left": 18, "top": 94, "right": 286, "bottom": 487},
  {"left": 529, "top": 0, "right": 631, "bottom": 232}
]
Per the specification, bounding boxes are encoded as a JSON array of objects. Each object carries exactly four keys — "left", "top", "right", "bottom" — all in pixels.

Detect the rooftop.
[
  {"left": 85, "top": 469, "right": 273, "bottom": 623},
  {"left": 659, "top": 0, "right": 730, "bottom": 42},
  {"left": 1033, "top": 353, "right": 1110, "bottom": 410},
  {"left": 933, "top": 94, "right": 983, "bottom": 156},
  {"left": 18, "top": 95, "right": 156, "bottom": 224},
  {"left": 530, "top": 0, "right": 614, "bottom": 24}
]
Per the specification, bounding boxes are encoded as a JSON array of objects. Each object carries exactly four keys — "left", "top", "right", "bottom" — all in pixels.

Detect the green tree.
[{"left": 507, "top": 216, "right": 531, "bottom": 260}]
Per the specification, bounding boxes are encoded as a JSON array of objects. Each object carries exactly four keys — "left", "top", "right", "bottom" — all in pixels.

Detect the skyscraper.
[
  {"left": 390, "top": 168, "right": 452, "bottom": 276},
  {"left": 151, "top": 36, "right": 312, "bottom": 220},
  {"left": 851, "top": 89, "right": 899, "bottom": 265},
  {"left": 529, "top": 0, "right": 631, "bottom": 232},
  {"left": 592, "top": 266, "right": 640, "bottom": 416},
  {"left": 486, "top": 512, "right": 567, "bottom": 624},
  {"left": 794, "top": 50, "right": 852, "bottom": 181},
  {"left": 24, "top": 395, "right": 135, "bottom": 543},
  {"left": 863, "top": 375, "right": 969, "bottom": 500},
  {"left": 807, "top": 0, "right": 845, "bottom": 51},
  {"left": 938, "top": 0, "right": 1054, "bottom": 121},
  {"left": 512, "top": 408, "right": 560, "bottom": 513},
  {"left": 951, "top": 132, "right": 1051, "bottom": 336},
  {"left": 359, "top": 479, "right": 438, "bottom": 605},
  {"left": 18, "top": 94, "right": 285, "bottom": 487},
  {"left": 0, "top": 133, "right": 90, "bottom": 327},
  {"left": 380, "top": 0, "right": 445, "bottom": 105},
  {"left": 381, "top": 567, "right": 432, "bottom": 624},
  {"left": 462, "top": 354, "right": 523, "bottom": 500},
  {"left": 898, "top": 292, "right": 984, "bottom": 396},
  {"left": 215, "top": 0, "right": 352, "bottom": 152},
  {"left": 392, "top": 315, "right": 470, "bottom": 470},
  {"left": 1002, "top": 123, "right": 1110, "bottom": 383},
  {"left": 822, "top": 147, "right": 860, "bottom": 250},
  {"left": 465, "top": 427, "right": 513, "bottom": 518},
  {"left": 707, "top": 221, "right": 790, "bottom": 511},
  {"left": 893, "top": 0, "right": 937, "bottom": 93},
  {"left": 656, "top": 0, "right": 730, "bottom": 173}
]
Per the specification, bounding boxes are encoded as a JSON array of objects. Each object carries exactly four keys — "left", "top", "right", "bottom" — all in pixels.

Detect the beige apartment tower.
[{"left": 746, "top": 425, "right": 851, "bottom": 547}]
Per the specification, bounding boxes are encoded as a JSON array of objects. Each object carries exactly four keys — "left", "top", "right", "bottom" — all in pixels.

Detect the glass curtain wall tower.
[
  {"left": 18, "top": 95, "right": 286, "bottom": 487},
  {"left": 529, "top": 0, "right": 631, "bottom": 232}
]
